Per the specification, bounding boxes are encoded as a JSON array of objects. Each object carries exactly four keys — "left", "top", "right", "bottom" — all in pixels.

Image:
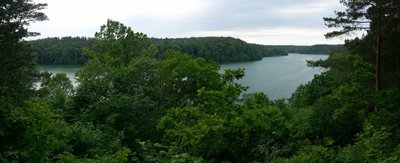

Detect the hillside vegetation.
[
  {"left": 2, "top": 0, "right": 400, "bottom": 162},
  {"left": 31, "top": 36, "right": 287, "bottom": 64},
  {"left": 30, "top": 37, "right": 342, "bottom": 65},
  {"left": 151, "top": 37, "right": 287, "bottom": 63},
  {"left": 266, "top": 44, "right": 344, "bottom": 54}
]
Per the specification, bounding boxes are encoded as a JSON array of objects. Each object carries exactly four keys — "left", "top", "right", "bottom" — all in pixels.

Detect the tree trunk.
[
  {"left": 375, "top": 32, "right": 381, "bottom": 92},
  {"left": 374, "top": 32, "right": 381, "bottom": 112},
  {"left": 375, "top": 0, "right": 382, "bottom": 92}
]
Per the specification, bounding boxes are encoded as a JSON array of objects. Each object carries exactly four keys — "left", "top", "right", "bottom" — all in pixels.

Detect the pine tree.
[
  {"left": 324, "top": 0, "right": 400, "bottom": 91},
  {"left": 0, "top": 0, "right": 48, "bottom": 101}
]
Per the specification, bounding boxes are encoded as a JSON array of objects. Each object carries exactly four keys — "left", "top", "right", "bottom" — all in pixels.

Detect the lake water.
[
  {"left": 220, "top": 53, "right": 328, "bottom": 99},
  {"left": 38, "top": 65, "right": 82, "bottom": 85},
  {"left": 38, "top": 53, "right": 328, "bottom": 99}
]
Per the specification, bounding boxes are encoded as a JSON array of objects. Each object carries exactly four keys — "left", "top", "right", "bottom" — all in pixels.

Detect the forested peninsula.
[
  {"left": 151, "top": 37, "right": 287, "bottom": 63},
  {"left": 30, "top": 36, "right": 342, "bottom": 65},
  {"left": 2, "top": 0, "right": 400, "bottom": 162},
  {"left": 30, "top": 36, "right": 287, "bottom": 65}
]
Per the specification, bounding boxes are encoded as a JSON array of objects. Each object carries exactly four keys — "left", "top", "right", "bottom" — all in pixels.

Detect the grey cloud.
[
  {"left": 194, "top": 0, "right": 336, "bottom": 29},
  {"left": 32, "top": 0, "right": 344, "bottom": 45}
]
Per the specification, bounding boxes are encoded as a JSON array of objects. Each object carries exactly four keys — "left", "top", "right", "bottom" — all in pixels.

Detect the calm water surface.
[
  {"left": 220, "top": 53, "right": 328, "bottom": 99},
  {"left": 38, "top": 53, "right": 327, "bottom": 99},
  {"left": 38, "top": 65, "right": 82, "bottom": 85}
]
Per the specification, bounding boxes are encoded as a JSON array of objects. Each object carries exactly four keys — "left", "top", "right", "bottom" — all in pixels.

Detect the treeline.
[
  {"left": 30, "top": 36, "right": 287, "bottom": 65},
  {"left": 30, "top": 37, "right": 341, "bottom": 66},
  {"left": 266, "top": 44, "right": 344, "bottom": 54},
  {"left": 31, "top": 37, "right": 94, "bottom": 64},
  {"left": 152, "top": 37, "right": 287, "bottom": 63}
]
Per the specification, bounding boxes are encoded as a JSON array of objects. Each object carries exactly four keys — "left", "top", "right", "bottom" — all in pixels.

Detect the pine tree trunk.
[
  {"left": 375, "top": 33, "right": 381, "bottom": 92},
  {"left": 375, "top": 0, "right": 382, "bottom": 92}
]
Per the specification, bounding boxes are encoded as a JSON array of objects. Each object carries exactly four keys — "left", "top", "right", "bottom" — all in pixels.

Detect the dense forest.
[
  {"left": 30, "top": 37, "right": 94, "bottom": 64},
  {"left": 30, "top": 36, "right": 287, "bottom": 65},
  {"left": 266, "top": 44, "right": 344, "bottom": 54},
  {"left": 151, "top": 37, "right": 287, "bottom": 63},
  {"left": 31, "top": 36, "right": 342, "bottom": 65},
  {"left": 30, "top": 37, "right": 343, "bottom": 65},
  {"left": 1, "top": 0, "right": 400, "bottom": 162}
]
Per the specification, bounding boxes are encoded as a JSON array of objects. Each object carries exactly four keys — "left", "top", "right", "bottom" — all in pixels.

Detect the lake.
[
  {"left": 38, "top": 53, "right": 328, "bottom": 99},
  {"left": 38, "top": 65, "right": 82, "bottom": 85},
  {"left": 220, "top": 53, "right": 328, "bottom": 99}
]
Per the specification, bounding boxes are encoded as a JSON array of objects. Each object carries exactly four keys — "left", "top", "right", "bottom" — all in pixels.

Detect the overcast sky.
[{"left": 30, "top": 0, "right": 345, "bottom": 45}]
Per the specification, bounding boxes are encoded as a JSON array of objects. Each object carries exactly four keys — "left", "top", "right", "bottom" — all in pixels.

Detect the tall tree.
[
  {"left": 324, "top": 0, "right": 400, "bottom": 91},
  {"left": 0, "top": 0, "right": 47, "bottom": 101},
  {"left": 0, "top": 1, "right": 63, "bottom": 161},
  {"left": 93, "top": 19, "right": 149, "bottom": 64}
]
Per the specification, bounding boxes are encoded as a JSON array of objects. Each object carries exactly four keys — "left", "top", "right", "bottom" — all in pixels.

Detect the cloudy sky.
[{"left": 30, "top": 0, "right": 345, "bottom": 45}]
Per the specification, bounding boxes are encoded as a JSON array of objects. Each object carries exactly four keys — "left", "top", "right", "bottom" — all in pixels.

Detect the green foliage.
[
  {"left": 153, "top": 37, "right": 287, "bottom": 63},
  {"left": 290, "top": 50, "right": 359, "bottom": 108},
  {"left": 345, "top": 28, "right": 400, "bottom": 90},
  {"left": 73, "top": 56, "right": 115, "bottom": 110},
  {"left": 62, "top": 122, "right": 127, "bottom": 159},
  {"left": 71, "top": 20, "right": 163, "bottom": 145},
  {"left": 324, "top": 0, "right": 400, "bottom": 91},
  {"left": 31, "top": 37, "right": 93, "bottom": 64},
  {"left": 272, "top": 145, "right": 336, "bottom": 163},
  {"left": 1, "top": 2, "right": 134, "bottom": 161},
  {"left": 30, "top": 36, "right": 288, "bottom": 65},
  {"left": 0, "top": 100, "right": 67, "bottom": 161},
  {"left": 0, "top": 0, "right": 47, "bottom": 102},
  {"left": 134, "top": 141, "right": 203, "bottom": 162},
  {"left": 72, "top": 20, "right": 241, "bottom": 149},
  {"left": 0, "top": 99, "right": 130, "bottom": 162},
  {"left": 38, "top": 73, "right": 74, "bottom": 114},
  {"left": 323, "top": 0, "right": 400, "bottom": 39},
  {"left": 57, "top": 148, "right": 131, "bottom": 163},
  {"left": 0, "top": 0, "right": 47, "bottom": 39},
  {"left": 160, "top": 51, "right": 223, "bottom": 108},
  {"left": 94, "top": 19, "right": 149, "bottom": 64},
  {"left": 2, "top": 1, "right": 400, "bottom": 161},
  {"left": 290, "top": 72, "right": 337, "bottom": 108},
  {"left": 158, "top": 68, "right": 291, "bottom": 162},
  {"left": 289, "top": 52, "right": 376, "bottom": 146},
  {"left": 337, "top": 123, "right": 395, "bottom": 162},
  {"left": 265, "top": 44, "right": 344, "bottom": 54},
  {"left": 371, "top": 88, "right": 400, "bottom": 135},
  {"left": 81, "top": 94, "right": 160, "bottom": 144},
  {"left": 280, "top": 2, "right": 400, "bottom": 158},
  {"left": 0, "top": 1, "right": 64, "bottom": 161},
  {"left": 327, "top": 56, "right": 375, "bottom": 110}
]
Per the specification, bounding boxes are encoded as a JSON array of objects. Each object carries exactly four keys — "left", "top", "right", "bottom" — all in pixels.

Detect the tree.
[
  {"left": 38, "top": 73, "right": 74, "bottom": 114},
  {"left": 152, "top": 37, "right": 287, "bottom": 63},
  {"left": 93, "top": 19, "right": 149, "bottom": 64},
  {"left": 72, "top": 20, "right": 166, "bottom": 146},
  {"left": 30, "top": 37, "right": 94, "bottom": 65},
  {"left": 0, "top": 0, "right": 48, "bottom": 101},
  {"left": 159, "top": 51, "right": 223, "bottom": 108},
  {"left": 0, "top": 100, "right": 69, "bottom": 161},
  {"left": 158, "top": 72, "right": 290, "bottom": 162},
  {"left": 0, "top": 0, "right": 49, "bottom": 160},
  {"left": 324, "top": 0, "right": 400, "bottom": 91}
]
